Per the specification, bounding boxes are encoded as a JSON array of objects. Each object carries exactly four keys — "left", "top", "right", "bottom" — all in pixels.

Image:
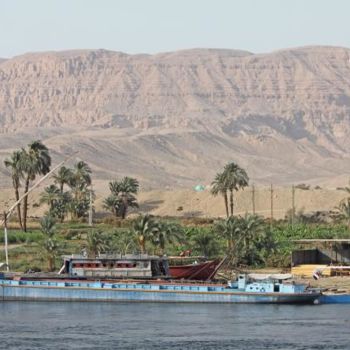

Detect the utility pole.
[
  {"left": 291, "top": 184, "right": 295, "bottom": 227},
  {"left": 88, "top": 185, "right": 93, "bottom": 227},
  {"left": 252, "top": 184, "right": 256, "bottom": 215},
  {"left": 3, "top": 211, "right": 9, "bottom": 272}
]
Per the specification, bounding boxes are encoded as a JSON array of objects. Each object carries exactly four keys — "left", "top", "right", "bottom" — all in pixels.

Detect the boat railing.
[
  {"left": 62, "top": 253, "right": 164, "bottom": 260},
  {"left": 0, "top": 278, "right": 228, "bottom": 292}
]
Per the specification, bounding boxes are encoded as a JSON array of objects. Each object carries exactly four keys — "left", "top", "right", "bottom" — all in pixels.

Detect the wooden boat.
[
  {"left": 168, "top": 258, "right": 222, "bottom": 280},
  {"left": 58, "top": 254, "right": 224, "bottom": 282}
]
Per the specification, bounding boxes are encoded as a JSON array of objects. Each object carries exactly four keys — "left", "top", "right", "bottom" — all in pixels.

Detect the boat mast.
[{"left": 3, "top": 211, "right": 9, "bottom": 272}]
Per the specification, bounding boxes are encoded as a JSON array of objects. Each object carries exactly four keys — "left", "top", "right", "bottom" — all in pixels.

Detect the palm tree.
[
  {"left": 222, "top": 162, "right": 249, "bottom": 216},
  {"left": 40, "top": 215, "right": 56, "bottom": 238},
  {"left": 39, "top": 185, "right": 61, "bottom": 212},
  {"left": 235, "top": 214, "right": 265, "bottom": 265},
  {"left": 39, "top": 215, "right": 59, "bottom": 271},
  {"left": 151, "top": 221, "right": 184, "bottom": 255},
  {"left": 107, "top": 177, "right": 139, "bottom": 219},
  {"left": 211, "top": 172, "right": 229, "bottom": 217},
  {"left": 213, "top": 214, "right": 265, "bottom": 266},
  {"left": 213, "top": 216, "right": 241, "bottom": 251},
  {"left": 109, "top": 177, "right": 139, "bottom": 195},
  {"left": 39, "top": 237, "right": 60, "bottom": 271},
  {"left": 133, "top": 215, "right": 158, "bottom": 254},
  {"left": 85, "top": 230, "right": 107, "bottom": 258},
  {"left": 105, "top": 230, "right": 137, "bottom": 255},
  {"left": 69, "top": 161, "right": 92, "bottom": 219},
  {"left": 54, "top": 191, "right": 73, "bottom": 223},
  {"left": 53, "top": 166, "right": 73, "bottom": 193},
  {"left": 4, "top": 151, "right": 24, "bottom": 229},
  {"left": 103, "top": 195, "right": 122, "bottom": 217},
  {"left": 69, "top": 187, "right": 91, "bottom": 220},
  {"left": 21, "top": 141, "right": 51, "bottom": 232},
  {"left": 71, "top": 161, "right": 92, "bottom": 189},
  {"left": 189, "top": 228, "right": 219, "bottom": 258}
]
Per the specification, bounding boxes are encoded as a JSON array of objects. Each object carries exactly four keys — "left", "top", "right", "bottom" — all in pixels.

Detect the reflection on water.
[{"left": 0, "top": 302, "right": 349, "bottom": 349}]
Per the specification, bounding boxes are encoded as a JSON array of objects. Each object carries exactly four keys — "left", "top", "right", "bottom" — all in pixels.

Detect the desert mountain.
[{"left": 0, "top": 46, "right": 350, "bottom": 188}]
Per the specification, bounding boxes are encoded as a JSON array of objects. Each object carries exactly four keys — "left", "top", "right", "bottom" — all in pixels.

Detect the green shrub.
[
  {"left": 0, "top": 231, "right": 43, "bottom": 244},
  {"left": 60, "top": 228, "right": 87, "bottom": 240}
]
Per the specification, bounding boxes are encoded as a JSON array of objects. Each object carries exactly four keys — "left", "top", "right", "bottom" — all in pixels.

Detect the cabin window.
[{"left": 274, "top": 285, "right": 280, "bottom": 292}]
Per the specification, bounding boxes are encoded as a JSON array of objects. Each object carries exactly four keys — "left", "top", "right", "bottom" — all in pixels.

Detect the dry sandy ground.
[
  {"left": 136, "top": 187, "right": 348, "bottom": 219},
  {"left": 307, "top": 276, "right": 350, "bottom": 292},
  {"left": 0, "top": 181, "right": 348, "bottom": 219}
]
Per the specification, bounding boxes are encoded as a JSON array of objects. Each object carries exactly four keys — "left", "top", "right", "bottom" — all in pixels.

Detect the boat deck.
[
  {"left": 0, "top": 278, "right": 321, "bottom": 304},
  {"left": 1, "top": 278, "right": 227, "bottom": 292}
]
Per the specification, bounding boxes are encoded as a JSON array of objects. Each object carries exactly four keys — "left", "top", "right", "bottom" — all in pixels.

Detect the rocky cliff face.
[{"left": 0, "top": 46, "right": 350, "bottom": 187}]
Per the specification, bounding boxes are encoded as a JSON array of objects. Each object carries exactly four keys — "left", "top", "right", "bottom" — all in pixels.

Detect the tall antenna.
[{"left": 88, "top": 185, "right": 93, "bottom": 227}]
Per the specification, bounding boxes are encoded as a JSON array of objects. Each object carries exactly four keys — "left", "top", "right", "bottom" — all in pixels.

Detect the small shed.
[{"left": 291, "top": 239, "right": 350, "bottom": 277}]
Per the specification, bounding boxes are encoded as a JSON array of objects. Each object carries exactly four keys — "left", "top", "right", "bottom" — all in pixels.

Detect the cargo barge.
[
  {"left": 0, "top": 255, "right": 322, "bottom": 304},
  {"left": 0, "top": 273, "right": 320, "bottom": 304}
]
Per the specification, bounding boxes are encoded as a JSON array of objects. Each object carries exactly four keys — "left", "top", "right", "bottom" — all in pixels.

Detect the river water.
[{"left": 0, "top": 302, "right": 349, "bottom": 349}]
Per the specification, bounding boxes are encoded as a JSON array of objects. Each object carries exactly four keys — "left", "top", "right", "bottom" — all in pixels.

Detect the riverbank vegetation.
[
  {"left": 1, "top": 218, "right": 349, "bottom": 272},
  {"left": 2, "top": 142, "right": 350, "bottom": 272}
]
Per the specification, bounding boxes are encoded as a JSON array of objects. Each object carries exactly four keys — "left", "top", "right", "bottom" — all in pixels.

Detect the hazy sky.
[{"left": 1, "top": 0, "right": 349, "bottom": 57}]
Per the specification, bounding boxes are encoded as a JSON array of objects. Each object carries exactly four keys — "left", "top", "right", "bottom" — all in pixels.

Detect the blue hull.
[
  {"left": 0, "top": 280, "right": 319, "bottom": 304},
  {"left": 319, "top": 294, "right": 350, "bottom": 304}
]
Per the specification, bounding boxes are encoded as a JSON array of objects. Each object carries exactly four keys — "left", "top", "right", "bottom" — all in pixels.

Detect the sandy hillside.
[{"left": 0, "top": 46, "right": 350, "bottom": 187}]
